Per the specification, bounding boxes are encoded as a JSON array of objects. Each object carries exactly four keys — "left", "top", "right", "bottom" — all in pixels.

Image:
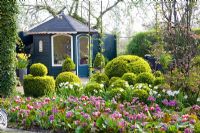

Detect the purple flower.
[
  {"left": 155, "top": 104, "right": 161, "bottom": 112},
  {"left": 49, "top": 115, "right": 54, "bottom": 122},
  {"left": 162, "top": 99, "right": 169, "bottom": 106},
  {"left": 168, "top": 100, "right": 177, "bottom": 107},
  {"left": 83, "top": 113, "right": 90, "bottom": 119},
  {"left": 40, "top": 111, "right": 45, "bottom": 117},
  {"left": 66, "top": 111, "right": 73, "bottom": 118},
  {"left": 184, "top": 128, "right": 193, "bottom": 133},
  {"left": 131, "top": 125, "right": 136, "bottom": 129},
  {"left": 52, "top": 107, "right": 58, "bottom": 114},
  {"left": 147, "top": 96, "right": 156, "bottom": 102}
]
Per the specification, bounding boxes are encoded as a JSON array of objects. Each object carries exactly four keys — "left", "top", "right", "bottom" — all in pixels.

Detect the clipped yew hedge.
[{"left": 0, "top": 0, "right": 18, "bottom": 96}]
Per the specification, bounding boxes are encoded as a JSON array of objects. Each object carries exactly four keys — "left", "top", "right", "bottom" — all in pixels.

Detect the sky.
[{"left": 18, "top": 0, "right": 155, "bottom": 37}]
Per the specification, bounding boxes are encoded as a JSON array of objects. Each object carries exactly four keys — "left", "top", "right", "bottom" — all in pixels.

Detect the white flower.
[
  {"left": 69, "top": 84, "right": 73, "bottom": 89},
  {"left": 197, "top": 97, "right": 200, "bottom": 102},
  {"left": 153, "top": 90, "right": 158, "bottom": 95},
  {"left": 162, "top": 89, "right": 166, "bottom": 93},
  {"left": 167, "top": 90, "right": 175, "bottom": 96},
  {"left": 138, "top": 84, "right": 142, "bottom": 89},
  {"left": 94, "top": 89, "right": 98, "bottom": 93},
  {"left": 154, "top": 86, "right": 158, "bottom": 90},
  {"left": 100, "top": 84, "right": 104, "bottom": 88},
  {"left": 174, "top": 90, "right": 180, "bottom": 95},
  {"left": 149, "top": 85, "right": 152, "bottom": 88},
  {"left": 149, "top": 90, "right": 153, "bottom": 96},
  {"left": 184, "top": 95, "right": 188, "bottom": 99},
  {"left": 157, "top": 94, "right": 161, "bottom": 97}
]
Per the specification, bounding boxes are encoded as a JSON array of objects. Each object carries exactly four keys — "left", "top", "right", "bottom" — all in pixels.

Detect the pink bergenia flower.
[
  {"left": 111, "top": 111, "right": 122, "bottom": 119},
  {"left": 26, "top": 97, "right": 31, "bottom": 101},
  {"left": 81, "top": 96, "right": 89, "bottom": 101},
  {"left": 147, "top": 96, "right": 156, "bottom": 102},
  {"left": 184, "top": 128, "right": 193, "bottom": 133},
  {"left": 92, "top": 111, "right": 101, "bottom": 117},
  {"left": 66, "top": 111, "right": 73, "bottom": 118},
  {"left": 44, "top": 98, "right": 50, "bottom": 103},
  {"left": 150, "top": 106, "right": 155, "bottom": 111},
  {"left": 27, "top": 104, "right": 33, "bottom": 110}
]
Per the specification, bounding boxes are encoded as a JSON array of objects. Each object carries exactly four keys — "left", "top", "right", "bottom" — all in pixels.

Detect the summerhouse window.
[
  {"left": 39, "top": 40, "right": 43, "bottom": 52},
  {"left": 52, "top": 35, "right": 73, "bottom": 66}
]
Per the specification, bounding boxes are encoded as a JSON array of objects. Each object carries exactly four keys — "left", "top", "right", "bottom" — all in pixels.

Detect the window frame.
[{"left": 51, "top": 34, "right": 73, "bottom": 67}]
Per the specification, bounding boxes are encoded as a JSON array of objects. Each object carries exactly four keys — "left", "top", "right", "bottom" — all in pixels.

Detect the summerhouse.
[{"left": 27, "top": 13, "right": 116, "bottom": 77}]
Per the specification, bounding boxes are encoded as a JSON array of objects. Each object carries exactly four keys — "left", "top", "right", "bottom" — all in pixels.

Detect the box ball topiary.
[
  {"left": 132, "top": 89, "right": 149, "bottom": 100},
  {"left": 154, "top": 71, "right": 163, "bottom": 77},
  {"left": 109, "top": 79, "right": 129, "bottom": 90},
  {"left": 136, "top": 72, "right": 155, "bottom": 84},
  {"left": 154, "top": 77, "right": 165, "bottom": 86},
  {"left": 62, "top": 56, "right": 75, "bottom": 72},
  {"left": 121, "top": 73, "right": 136, "bottom": 85},
  {"left": 105, "top": 55, "right": 151, "bottom": 78},
  {"left": 30, "top": 63, "right": 48, "bottom": 76},
  {"left": 84, "top": 82, "right": 103, "bottom": 96},
  {"left": 90, "top": 72, "right": 109, "bottom": 87},
  {"left": 109, "top": 77, "right": 121, "bottom": 86},
  {"left": 93, "top": 52, "right": 105, "bottom": 69},
  {"left": 55, "top": 72, "right": 81, "bottom": 88},
  {"left": 24, "top": 75, "right": 55, "bottom": 97}
]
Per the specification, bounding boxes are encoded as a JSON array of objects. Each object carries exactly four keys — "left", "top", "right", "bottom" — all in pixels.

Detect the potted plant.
[
  {"left": 17, "top": 53, "right": 29, "bottom": 84},
  {"left": 62, "top": 56, "right": 76, "bottom": 74}
]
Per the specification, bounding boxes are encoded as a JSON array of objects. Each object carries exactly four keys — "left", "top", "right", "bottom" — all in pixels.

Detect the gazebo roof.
[{"left": 28, "top": 13, "right": 97, "bottom": 34}]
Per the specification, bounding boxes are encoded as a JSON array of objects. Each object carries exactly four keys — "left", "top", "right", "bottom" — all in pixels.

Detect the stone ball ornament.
[{"left": 0, "top": 109, "right": 7, "bottom": 129}]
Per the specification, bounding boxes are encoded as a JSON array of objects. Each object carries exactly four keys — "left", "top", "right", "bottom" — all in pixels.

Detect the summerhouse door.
[{"left": 77, "top": 35, "right": 90, "bottom": 77}]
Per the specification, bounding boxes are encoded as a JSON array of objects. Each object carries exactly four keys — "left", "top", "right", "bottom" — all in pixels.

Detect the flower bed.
[{"left": 0, "top": 96, "right": 199, "bottom": 132}]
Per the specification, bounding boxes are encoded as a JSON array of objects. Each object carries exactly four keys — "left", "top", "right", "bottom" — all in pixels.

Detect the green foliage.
[
  {"left": 154, "top": 71, "right": 163, "bottom": 77},
  {"left": 109, "top": 77, "right": 121, "bottom": 86},
  {"left": 193, "top": 28, "right": 200, "bottom": 35},
  {"left": 84, "top": 82, "right": 103, "bottom": 96},
  {"left": 30, "top": 63, "right": 48, "bottom": 76},
  {"left": 132, "top": 89, "right": 149, "bottom": 100},
  {"left": 192, "top": 55, "right": 200, "bottom": 67},
  {"left": 55, "top": 72, "right": 81, "bottom": 88},
  {"left": 105, "top": 55, "right": 151, "bottom": 78},
  {"left": 62, "top": 56, "right": 75, "bottom": 72},
  {"left": 106, "top": 88, "right": 126, "bottom": 102},
  {"left": 90, "top": 72, "right": 109, "bottom": 87},
  {"left": 0, "top": 0, "right": 18, "bottom": 96},
  {"left": 93, "top": 52, "right": 105, "bottom": 69},
  {"left": 121, "top": 73, "right": 136, "bottom": 85},
  {"left": 154, "top": 77, "right": 165, "bottom": 86},
  {"left": 136, "top": 72, "right": 155, "bottom": 84},
  {"left": 127, "top": 31, "right": 158, "bottom": 57},
  {"left": 109, "top": 79, "right": 129, "bottom": 90},
  {"left": 24, "top": 75, "right": 55, "bottom": 97},
  {"left": 159, "top": 53, "right": 172, "bottom": 70},
  {"left": 194, "top": 122, "right": 200, "bottom": 133}
]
